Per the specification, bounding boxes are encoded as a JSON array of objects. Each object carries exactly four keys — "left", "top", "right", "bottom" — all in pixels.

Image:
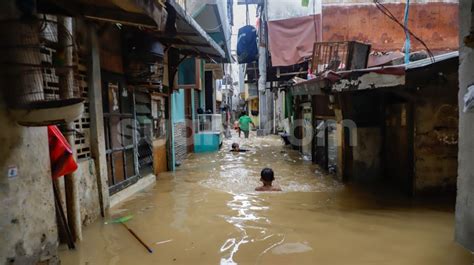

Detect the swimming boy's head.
[
  {"left": 231, "top": 143, "right": 240, "bottom": 151},
  {"left": 260, "top": 168, "right": 275, "bottom": 183}
]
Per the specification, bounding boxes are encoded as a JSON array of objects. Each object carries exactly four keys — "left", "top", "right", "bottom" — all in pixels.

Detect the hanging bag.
[{"left": 237, "top": 25, "right": 258, "bottom": 64}]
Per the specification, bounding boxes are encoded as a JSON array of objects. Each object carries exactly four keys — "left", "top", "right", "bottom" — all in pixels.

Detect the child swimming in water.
[
  {"left": 230, "top": 143, "right": 248, "bottom": 152},
  {"left": 255, "top": 168, "right": 282, "bottom": 191}
]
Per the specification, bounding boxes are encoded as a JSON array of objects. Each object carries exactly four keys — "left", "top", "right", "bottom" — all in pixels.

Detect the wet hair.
[
  {"left": 260, "top": 168, "right": 275, "bottom": 182},
  {"left": 231, "top": 143, "right": 239, "bottom": 150}
]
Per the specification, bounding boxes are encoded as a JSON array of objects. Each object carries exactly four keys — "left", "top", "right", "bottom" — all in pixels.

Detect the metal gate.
[{"left": 102, "top": 78, "right": 139, "bottom": 195}]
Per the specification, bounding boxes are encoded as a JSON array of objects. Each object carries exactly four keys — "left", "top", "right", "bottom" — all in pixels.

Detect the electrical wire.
[{"left": 373, "top": 0, "right": 435, "bottom": 63}]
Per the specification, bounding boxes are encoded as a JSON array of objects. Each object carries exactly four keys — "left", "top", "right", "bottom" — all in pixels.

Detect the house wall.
[
  {"left": 75, "top": 160, "right": 101, "bottom": 226},
  {"left": 99, "top": 26, "right": 123, "bottom": 73},
  {"left": 322, "top": 1, "right": 459, "bottom": 52},
  {"left": 413, "top": 74, "right": 458, "bottom": 194},
  {"left": 0, "top": 100, "right": 58, "bottom": 264},
  {"left": 384, "top": 102, "right": 413, "bottom": 193},
  {"left": 71, "top": 20, "right": 102, "bottom": 226},
  {"left": 172, "top": 89, "right": 187, "bottom": 164},
  {"left": 340, "top": 91, "right": 383, "bottom": 183},
  {"left": 455, "top": 0, "right": 474, "bottom": 252},
  {"left": 351, "top": 127, "right": 382, "bottom": 182}
]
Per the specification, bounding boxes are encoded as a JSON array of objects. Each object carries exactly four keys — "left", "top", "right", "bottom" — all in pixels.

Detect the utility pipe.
[{"left": 403, "top": 0, "right": 411, "bottom": 64}]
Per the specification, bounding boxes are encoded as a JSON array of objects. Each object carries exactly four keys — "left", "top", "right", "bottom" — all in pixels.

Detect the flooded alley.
[
  {"left": 59, "top": 134, "right": 472, "bottom": 265},
  {"left": 2, "top": 0, "right": 474, "bottom": 264}
]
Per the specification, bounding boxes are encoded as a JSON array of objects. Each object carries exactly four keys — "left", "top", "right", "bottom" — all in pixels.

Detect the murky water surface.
[{"left": 60, "top": 133, "right": 472, "bottom": 265}]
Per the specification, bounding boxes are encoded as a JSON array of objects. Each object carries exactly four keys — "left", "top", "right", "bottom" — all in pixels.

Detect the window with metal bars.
[{"left": 39, "top": 18, "right": 91, "bottom": 161}]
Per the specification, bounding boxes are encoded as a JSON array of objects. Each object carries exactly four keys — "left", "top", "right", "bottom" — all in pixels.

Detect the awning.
[
  {"left": 157, "top": 0, "right": 226, "bottom": 60},
  {"left": 291, "top": 51, "right": 459, "bottom": 96},
  {"left": 188, "top": 0, "right": 232, "bottom": 62}
]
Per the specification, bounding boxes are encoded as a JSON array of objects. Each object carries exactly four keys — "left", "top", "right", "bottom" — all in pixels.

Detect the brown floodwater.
[{"left": 60, "top": 133, "right": 473, "bottom": 265}]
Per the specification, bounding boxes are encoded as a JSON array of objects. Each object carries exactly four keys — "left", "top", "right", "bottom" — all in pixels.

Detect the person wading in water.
[{"left": 238, "top": 111, "right": 255, "bottom": 139}]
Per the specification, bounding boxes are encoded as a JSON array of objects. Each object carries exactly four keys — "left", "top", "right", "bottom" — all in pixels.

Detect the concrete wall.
[
  {"left": 172, "top": 90, "right": 186, "bottom": 122},
  {"left": 413, "top": 75, "right": 458, "bottom": 194},
  {"left": 351, "top": 127, "right": 382, "bottom": 183},
  {"left": 0, "top": 100, "right": 58, "bottom": 264},
  {"left": 322, "top": 1, "right": 459, "bottom": 52},
  {"left": 172, "top": 90, "right": 187, "bottom": 164},
  {"left": 384, "top": 102, "right": 413, "bottom": 193},
  {"left": 76, "top": 160, "right": 101, "bottom": 226},
  {"left": 455, "top": 0, "right": 474, "bottom": 252}
]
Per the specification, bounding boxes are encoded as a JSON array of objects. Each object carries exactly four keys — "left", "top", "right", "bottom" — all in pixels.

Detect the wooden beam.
[
  {"left": 37, "top": 0, "right": 157, "bottom": 28},
  {"left": 154, "top": 32, "right": 199, "bottom": 37},
  {"left": 158, "top": 38, "right": 212, "bottom": 48},
  {"left": 82, "top": 6, "right": 156, "bottom": 28}
]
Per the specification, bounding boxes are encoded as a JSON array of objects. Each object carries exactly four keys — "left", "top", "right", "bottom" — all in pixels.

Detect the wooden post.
[
  {"left": 87, "top": 23, "right": 110, "bottom": 216},
  {"left": 58, "top": 16, "right": 82, "bottom": 241},
  {"left": 334, "top": 93, "right": 345, "bottom": 182}
]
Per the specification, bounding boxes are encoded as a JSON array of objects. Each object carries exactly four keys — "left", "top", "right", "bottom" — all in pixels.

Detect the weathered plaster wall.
[
  {"left": 322, "top": 2, "right": 459, "bottom": 52},
  {"left": 0, "top": 99, "right": 58, "bottom": 264},
  {"left": 351, "top": 127, "right": 382, "bottom": 183},
  {"left": 76, "top": 159, "right": 101, "bottom": 226},
  {"left": 455, "top": 0, "right": 474, "bottom": 252},
  {"left": 414, "top": 76, "right": 458, "bottom": 194},
  {"left": 339, "top": 91, "right": 383, "bottom": 183},
  {"left": 384, "top": 103, "right": 413, "bottom": 193}
]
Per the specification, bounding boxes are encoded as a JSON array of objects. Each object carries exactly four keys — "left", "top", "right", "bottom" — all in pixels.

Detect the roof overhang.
[
  {"left": 331, "top": 67, "right": 406, "bottom": 93},
  {"left": 37, "top": 0, "right": 226, "bottom": 60},
  {"left": 37, "top": 0, "right": 161, "bottom": 28},
  {"left": 291, "top": 51, "right": 459, "bottom": 96},
  {"left": 191, "top": 2, "right": 232, "bottom": 62},
  {"left": 162, "top": 0, "right": 226, "bottom": 61}
]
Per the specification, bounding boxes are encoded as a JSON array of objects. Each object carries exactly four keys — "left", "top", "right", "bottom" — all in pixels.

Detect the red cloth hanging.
[{"left": 48, "top": 125, "right": 78, "bottom": 179}]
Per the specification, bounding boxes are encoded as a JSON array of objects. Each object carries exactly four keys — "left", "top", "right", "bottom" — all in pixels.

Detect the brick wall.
[{"left": 322, "top": 2, "right": 459, "bottom": 52}]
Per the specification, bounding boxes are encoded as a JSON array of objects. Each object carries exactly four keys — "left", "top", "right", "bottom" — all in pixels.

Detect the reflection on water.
[{"left": 59, "top": 132, "right": 473, "bottom": 265}]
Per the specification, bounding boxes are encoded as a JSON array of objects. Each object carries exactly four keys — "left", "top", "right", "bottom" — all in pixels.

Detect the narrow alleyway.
[{"left": 59, "top": 133, "right": 471, "bottom": 265}]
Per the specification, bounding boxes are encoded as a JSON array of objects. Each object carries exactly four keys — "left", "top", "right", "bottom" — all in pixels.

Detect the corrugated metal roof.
[{"left": 405, "top": 51, "right": 459, "bottom": 70}]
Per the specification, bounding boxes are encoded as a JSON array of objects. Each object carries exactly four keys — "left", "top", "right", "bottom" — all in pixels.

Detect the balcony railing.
[{"left": 196, "top": 114, "right": 223, "bottom": 133}]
